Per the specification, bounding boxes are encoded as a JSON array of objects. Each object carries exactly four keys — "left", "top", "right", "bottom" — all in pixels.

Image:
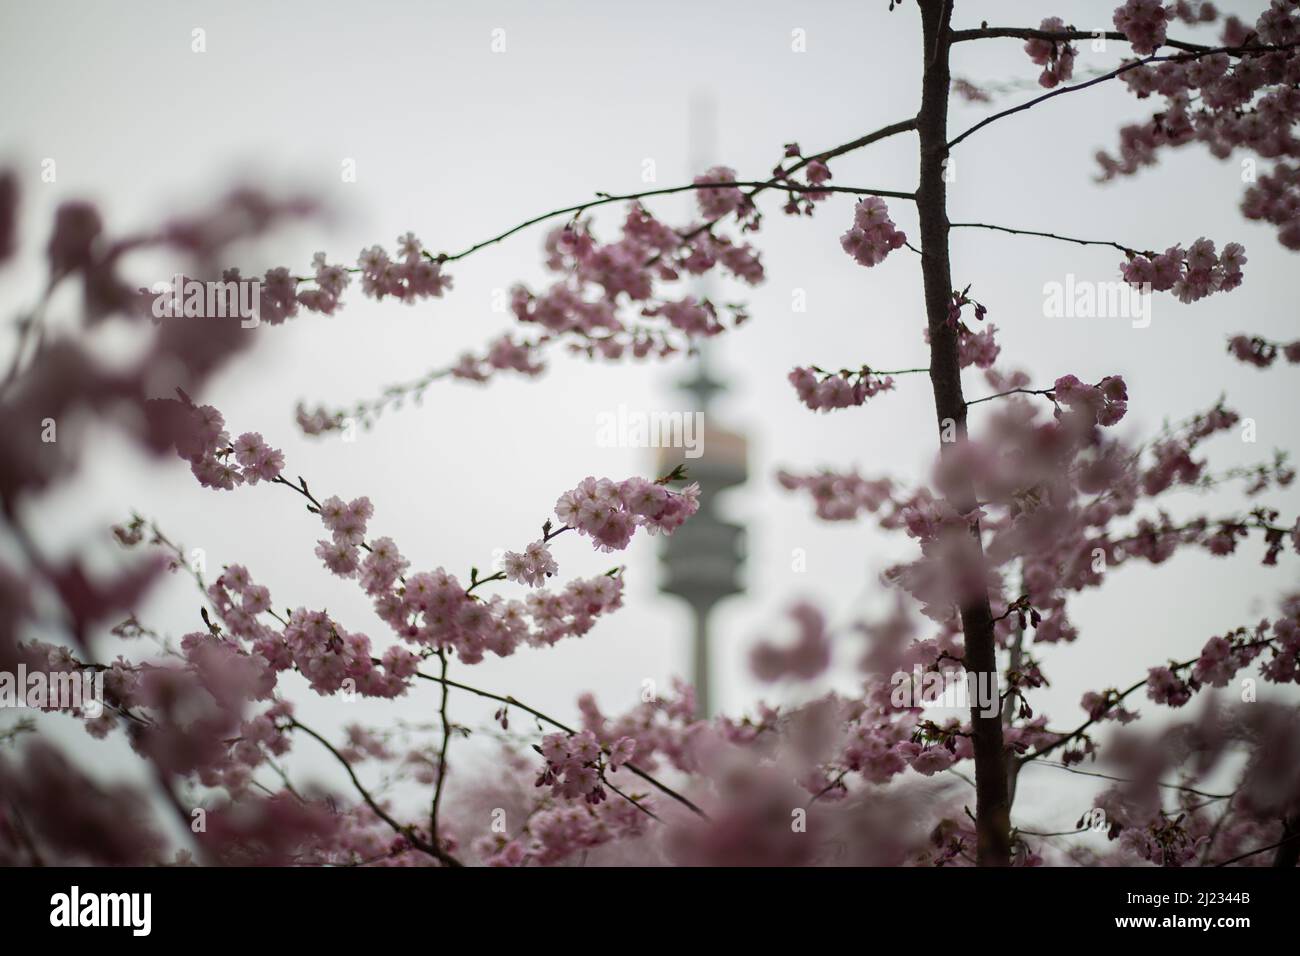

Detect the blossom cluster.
[
  {"left": 957, "top": 323, "right": 1001, "bottom": 369},
  {"left": 1145, "top": 664, "right": 1197, "bottom": 706},
  {"left": 357, "top": 233, "right": 453, "bottom": 303},
  {"left": 1052, "top": 373, "right": 1130, "bottom": 428},
  {"left": 896, "top": 739, "right": 958, "bottom": 777},
  {"left": 260, "top": 234, "right": 452, "bottom": 324},
  {"left": 840, "top": 197, "right": 907, "bottom": 267},
  {"left": 292, "top": 253, "right": 349, "bottom": 316},
  {"left": 515, "top": 206, "right": 761, "bottom": 329},
  {"left": 1087, "top": 697, "right": 1300, "bottom": 865},
  {"left": 1119, "top": 239, "right": 1245, "bottom": 302},
  {"left": 1242, "top": 161, "right": 1300, "bottom": 250},
  {"left": 483, "top": 201, "right": 763, "bottom": 385},
  {"left": 926, "top": 320, "right": 1000, "bottom": 370},
  {"left": 795, "top": 351, "right": 1291, "bottom": 667},
  {"left": 205, "top": 478, "right": 632, "bottom": 673},
  {"left": 1114, "top": 0, "right": 1175, "bottom": 55},
  {"left": 1227, "top": 334, "right": 1300, "bottom": 367},
  {"left": 787, "top": 365, "right": 897, "bottom": 412},
  {"left": 771, "top": 143, "right": 836, "bottom": 216},
  {"left": 285, "top": 178, "right": 769, "bottom": 434},
  {"left": 786, "top": 353, "right": 1286, "bottom": 660},
  {"left": 476, "top": 799, "right": 648, "bottom": 867},
  {"left": 1024, "top": 17, "right": 1077, "bottom": 88},
  {"left": 206, "top": 564, "right": 419, "bottom": 700},
  {"left": 535, "top": 730, "right": 636, "bottom": 805},
  {"left": 693, "top": 166, "right": 751, "bottom": 221},
  {"left": 750, "top": 603, "right": 832, "bottom": 682},
  {"left": 1097, "top": 2, "right": 1300, "bottom": 249},
  {"left": 501, "top": 540, "right": 559, "bottom": 587},
  {"left": 776, "top": 469, "right": 897, "bottom": 522},
  {"left": 313, "top": 496, "right": 383, "bottom": 580},
  {"left": 1080, "top": 690, "right": 1140, "bottom": 724},
  {"left": 554, "top": 476, "right": 701, "bottom": 552},
  {"left": 166, "top": 405, "right": 688, "bottom": 667},
  {"left": 1121, "top": 610, "right": 1300, "bottom": 702},
  {"left": 832, "top": 692, "right": 957, "bottom": 785},
  {"left": 310, "top": 497, "right": 630, "bottom": 664},
  {"left": 168, "top": 401, "right": 285, "bottom": 490},
  {"left": 575, "top": 680, "right": 699, "bottom": 776},
  {"left": 396, "top": 571, "right": 628, "bottom": 664}
]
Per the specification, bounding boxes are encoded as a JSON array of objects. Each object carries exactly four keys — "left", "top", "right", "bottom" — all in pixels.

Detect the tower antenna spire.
[{"left": 657, "top": 92, "right": 748, "bottom": 719}]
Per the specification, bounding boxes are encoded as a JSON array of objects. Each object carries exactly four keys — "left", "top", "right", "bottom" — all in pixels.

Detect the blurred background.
[{"left": 2, "top": 0, "right": 1297, "bottom": 844}]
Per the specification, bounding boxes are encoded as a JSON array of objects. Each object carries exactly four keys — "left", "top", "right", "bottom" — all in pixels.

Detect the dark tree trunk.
[{"left": 915, "top": 0, "right": 1012, "bottom": 866}]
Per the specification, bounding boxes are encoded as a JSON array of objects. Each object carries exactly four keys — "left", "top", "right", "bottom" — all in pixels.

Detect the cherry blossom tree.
[{"left": 2, "top": 0, "right": 1299, "bottom": 869}]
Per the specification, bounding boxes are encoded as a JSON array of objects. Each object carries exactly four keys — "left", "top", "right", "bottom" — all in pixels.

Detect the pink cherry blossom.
[
  {"left": 840, "top": 197, "right": 907, "bottom": 267},
  {"left": 1024, "top": 18, "right": 1077, "bottom": 88}
]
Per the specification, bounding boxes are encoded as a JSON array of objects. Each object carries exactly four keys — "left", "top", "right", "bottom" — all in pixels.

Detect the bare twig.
[
  {"left": 430, "top": 648, "right": 453, "bottom": 840},
  {"left": 290, "top": 718, "right": 462, "bottom": 867},
  {"left": 950, "top": 221, "right": 1146, "bottom": 256}
]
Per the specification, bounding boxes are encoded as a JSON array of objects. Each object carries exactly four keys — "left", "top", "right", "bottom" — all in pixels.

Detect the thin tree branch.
[
  {"left": 950, "top": 221, "right": 1145, "bottom": 256},
  {"left": 140, "top": 502, "right": 710, "bottom": 851},
  {"left": 405, "top": 668, "right": 708, "bottom": 820},
  {"left": 966, "top": 386, "right": 1054, "bottom": 407},
  {"left": 1016, "top": 825, "right": 1092, "bottom": 838},
  {"left": 809, "top": 770, "right": 849, "bottom": 804},
  {"left": 289, "top": 718, "right": 462, "bottom": 867},
  {"left": 948, "top": 41, "right": 1300, "bottom": 150},
  {"left": 434, "top": 119, "right": 916, "bottom": 263},
  {"left": 949, "top": 27, "right": 1212, "bottom": 54},
  {"left": 1024, "top": 759, "right": 1235, "bottom": 800},
  {"left": 602, "top": 778, "right": 664, "bottom": 823},
  {"left": 1200, "top": 794, "right": 1235, "bottom": 865},
  {"left": 0, "top": 277, "right": 57, "bottom": 396},
  {"left": 1020, "top": 638, "right": 1275, "bottom": 765},
  {"left": 1215, "top": 830, "right": 1300, "bottom": 867},
  {"left": 430, "top": 648, "right": 453, "bottom": 841},
  {"left": 439, "top": 182, "right": 913, "bottom": 263}
]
